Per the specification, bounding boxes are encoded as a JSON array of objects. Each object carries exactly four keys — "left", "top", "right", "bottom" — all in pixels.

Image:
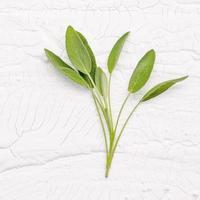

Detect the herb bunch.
[{"left": 44, "top": 26, "right": 188, "bottom": 177}]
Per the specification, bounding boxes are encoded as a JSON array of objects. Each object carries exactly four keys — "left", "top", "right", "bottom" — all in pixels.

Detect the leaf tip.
[
  {"left": 67, "top": 25, "right": 74, "bottom": 30},
  {"left": 122, "top": 31, "right": 130, "bottom": 41},
  {"left": 44, "top": 48, "right": 49, "bottom": 54},
  {"left": 149, "top": 49, "right": 156, "bottom": 56},
  {"left": 174, "top": 75, "right": 189, "bottom": 83},
  {"left": 66, "top": 25, "right": 75, "bottom": 37},
  {"left": 181, "top": 75, "right": 189, "bottom": 80},
  {"left": 125, "top": 31, "right": 130, "bottom": 36},
  {"left": 44, "top": 48, "right": 51, "bottom": 58}
]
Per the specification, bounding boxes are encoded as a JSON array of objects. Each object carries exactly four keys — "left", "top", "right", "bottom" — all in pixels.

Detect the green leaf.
[
  {"left": 66, "top": 26, "right": 92, "bottom": 74},
  {"left": 76, "top": 31, "right": 97, "bottom": 88},
  {"left": 141, "top": 76, "right": 188, "bottom": 102},
  {"left": 128, "top": 49, "right": 156, "bottom": 93},
  {"left": 107, "top": 32, "right": 130, "bottom": 73},
  {"left": 95, "top": 67, "right": 108, "bottom": 98},
  {"left": 77, "top": 31, "right": 97, "bottom": 74},
  {"left": 78, "top": 71, "right": 93, "bottom": 88},
  {"left": 44, "top": 48, "right": 88, "bottom": 88}
]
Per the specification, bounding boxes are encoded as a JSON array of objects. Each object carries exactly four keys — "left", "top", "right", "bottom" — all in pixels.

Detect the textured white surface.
[{"left": 0, "top": 0, "right": 199, "bottom": 199}]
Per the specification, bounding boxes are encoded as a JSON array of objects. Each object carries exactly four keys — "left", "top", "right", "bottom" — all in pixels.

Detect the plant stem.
[
  {"left": 105, "top": 93, "right": 131, "bottom": 178},
  {"left": 87, "top": 73, "right": 105, "bottom": 108},
  {"left": 92, "top": 92, "right": 108, "bottom": 155},
  {"left": 114, "top": 93, "right": 130, "bottom": 133},
  {"left": 108, "top": 75, "right": 114, "bottom": 131},
  {"left": 105, "top": 101, "right": 141, "bottom": 177},
  {"left": 87, "top": 73, "right": 113, "bottom": 139},
  {"left": 105, "top": 153, "right": 112, "bottom": 177},
  {"left": 89, "top": 72, "right": 132, "bottom": 178},
  {"left": 90, "top": 80, "right": 114, "bottom": 176},
  {"left": 93, "top": 92, "right": 104, "bottom": 112},
  {"left": 107, "top": 75, "right": 115, "bottom": 160}
]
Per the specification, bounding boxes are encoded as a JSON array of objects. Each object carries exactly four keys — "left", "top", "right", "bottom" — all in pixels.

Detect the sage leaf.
[
  {"left": 78, "top": 71, "right": 93, "bottom": 88},
  {"left": 141, "top": 76, "right": 188, "bottom": 102},
  {"left": 128, "top": 49, "right": 155, "bottom": 93},
  {"left": 95, "top": 67, "right": 108, "bottom": 98},
  {"left": 66, "top": 26, "right": 92, "bottom": 74},
  {"left": 44, "top": 26, "right": 189, "bottom": 178},
  {"left": 77, "top": 31, "right": 97, "bottom": 78},
  {"left": 44, "top": 48, "right": 88, "bottom": 88},
  {"left": 95, "top": 67, "right": 102, "bottom": 93},
  {"left": 76, "top": 31, "right": 97, "bottom": 88},
  {"left": 107, "top": 32, "right": 130, "bottom": 73}
]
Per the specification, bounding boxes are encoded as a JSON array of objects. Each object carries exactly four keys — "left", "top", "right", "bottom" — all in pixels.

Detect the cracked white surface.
[{"left": 0, "top": 0, "right": 199, "bottom": 199}]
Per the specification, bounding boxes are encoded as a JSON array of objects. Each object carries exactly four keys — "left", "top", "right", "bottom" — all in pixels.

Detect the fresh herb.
[{"left": 44, "top": 25, "right": 188, "bottom": 177}]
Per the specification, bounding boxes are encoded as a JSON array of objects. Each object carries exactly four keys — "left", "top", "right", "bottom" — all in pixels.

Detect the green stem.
[
  {"left": 105, "top": 152, "right": 112, "bottom": 177},
  {"left": 105, "top": 101, "right": 141, "bottom": 177},
  {"left": 92, "top": 92, "right": 108, "bottom": 155},
  {"left": 104, "top": 74, "right": 115, "bottom": 178},
  {"left": 92, "top": 91, "right": 113, "bottom": 160},
  {"left": 108, "top": 75, "right": 114, "bottom": 131},
  {"left": 87, "top": 73, "right": 105, "bottom": 108},
  {"left": 92, "top": 92, "right": 110, "bottom": 133},
  {"left": 87, "top": 72, "right": 116, "bottom": 178},
  {"left": 114, "top": 93, "right": 130, "bottom": 133},
  {"left": 93, "top": 92, "right": 104, "bottom": 112}
]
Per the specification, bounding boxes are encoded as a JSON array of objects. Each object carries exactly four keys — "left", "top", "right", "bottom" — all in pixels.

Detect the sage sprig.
[{"left": 44, "top": 25, "right": 188, "bottom": 177}]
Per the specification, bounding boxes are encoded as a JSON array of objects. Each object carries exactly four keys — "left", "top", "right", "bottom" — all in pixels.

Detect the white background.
[{"left": 0, "top": 0, "right": 199, "bottom": 199}]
